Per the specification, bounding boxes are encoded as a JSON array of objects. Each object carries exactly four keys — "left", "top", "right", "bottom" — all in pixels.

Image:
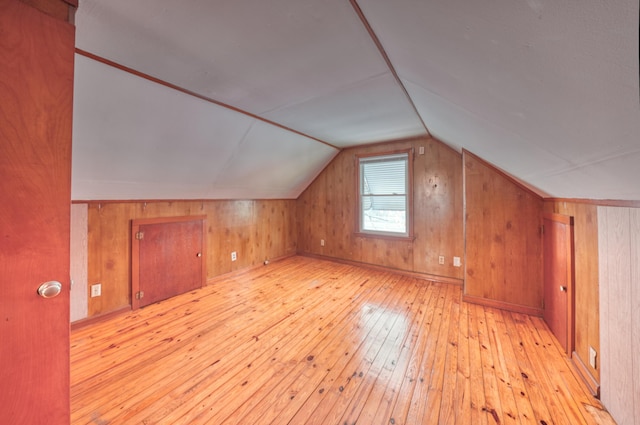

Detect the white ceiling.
[{"left": 73, "top": 0, "right": 640, "bottom": 201}]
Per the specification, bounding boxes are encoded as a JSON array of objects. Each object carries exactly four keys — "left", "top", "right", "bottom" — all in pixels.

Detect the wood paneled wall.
[
  {"left": 297, "top": 137, "right": 464, "bottom": 281},
  {"left": 544, "top": 201, "right": 600, "bottom": 386},
  {"left": 463, "top": 151, "right": 544, "bottom": 314},
  {"left": 598, "top": 206, "right": 640, "bottom": 425},
  {"left": 70, "top": 203, "right": 88, "bottom": 322},
  {"left": 85, "top": 199, "right": 297, "bottom": 317}
]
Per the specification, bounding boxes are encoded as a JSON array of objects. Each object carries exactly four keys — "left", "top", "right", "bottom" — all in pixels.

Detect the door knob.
[
  {"left": 560, "top": 285, "right": 567, "bottom": 292},
  {"left": 38, "top": 281, "right": 62, "bottom": 298},
  {"left": 196, "top": 252, "right": 202, "bottom": 257}
]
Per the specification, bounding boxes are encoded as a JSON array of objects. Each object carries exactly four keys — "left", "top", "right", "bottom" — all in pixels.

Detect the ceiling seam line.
[
  {"left": 211, "top": 120, "right": 256, "bottom": 189},
  {"left": 349, "top": 0, "right": 432, "bottom": 138},
  {"left": 74, "top": 48, "right": 341, "bottom": 152},
  {"left": 258, "top": 70, "right": 391, "bottom": 115}
]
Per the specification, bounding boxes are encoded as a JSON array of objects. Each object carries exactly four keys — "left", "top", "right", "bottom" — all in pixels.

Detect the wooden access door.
[
  {"left": 0, "top": 1, "right": 74, "bottom": 424},
  {"left": 132, "top": 217, "right": 206, "bottom": 308},
  {"left": 543, "top": 213, "right": 574, "bottom": 354}
]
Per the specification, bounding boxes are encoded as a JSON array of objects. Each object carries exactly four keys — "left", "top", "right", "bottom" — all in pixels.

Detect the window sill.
[{"left": 354, "top": 232, "right": 416, "bottom": 242}]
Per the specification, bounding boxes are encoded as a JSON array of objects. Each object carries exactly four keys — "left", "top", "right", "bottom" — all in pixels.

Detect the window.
[{"left": 357, "top": 150, "right": 412, "bottom": 238}]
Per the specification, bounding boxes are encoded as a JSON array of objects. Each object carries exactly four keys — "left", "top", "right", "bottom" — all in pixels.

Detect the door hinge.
[
  {"left": 135, "top": 231, "right": 144, "bottom": 240},
  {"left": 540, "top": 225, "right": 544, "bottom": 235},
  {"left": 136, "top": 291, "right": 144, "bottom": 299}
]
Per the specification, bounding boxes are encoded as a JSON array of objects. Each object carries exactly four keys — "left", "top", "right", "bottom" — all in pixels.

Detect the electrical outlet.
[
  {"left": 231, "top": 251, "right": 237, "bottom": 262},
  {"left": 438, "top": 256, "right": 445, "bottom": 265},
  {"left": 453, "top": 257, "right": 461, "bottom": 267},
  {"left": 419, "top": 146, "right": 425, "bottom": 155},
  {"left": 589, "top": 346, "right": 597, "bottom": 369},
  {"left": 320, "top": 239, "right": 325, "bottom": 247},
  {"left": 91, "top": 283, "right": 101, "bottom": 297}
]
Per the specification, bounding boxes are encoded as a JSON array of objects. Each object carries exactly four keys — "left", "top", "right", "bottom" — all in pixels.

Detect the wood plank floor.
[{"left": 71, "top": 256, "right": 613, "bottom": 425}]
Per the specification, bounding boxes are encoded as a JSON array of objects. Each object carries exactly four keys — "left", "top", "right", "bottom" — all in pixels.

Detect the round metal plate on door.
[{"left": 37, "top": 281, "right": 62, "bottom": 298}]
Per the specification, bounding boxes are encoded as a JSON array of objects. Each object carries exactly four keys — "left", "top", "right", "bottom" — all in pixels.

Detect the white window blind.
[{"left": 359, "top": 152, "right": 408, "bottom": 235}]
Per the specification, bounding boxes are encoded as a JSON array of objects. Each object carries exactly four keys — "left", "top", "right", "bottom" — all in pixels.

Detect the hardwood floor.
[{"left": 71, "top": 256, "right": 612, "bottom": 424}]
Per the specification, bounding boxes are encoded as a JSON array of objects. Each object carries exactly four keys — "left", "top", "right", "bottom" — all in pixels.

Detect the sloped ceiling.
[{"left": 73, "top": 0, "right": 640, "bottom": 201}]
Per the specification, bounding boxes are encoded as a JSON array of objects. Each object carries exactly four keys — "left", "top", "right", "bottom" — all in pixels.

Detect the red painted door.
[
  {"left": 0, "top": 1, "right": 74, "bottom": 424},
  {"left": 543, "top": 213, "right": 574, "bottom": 354},
  {"left": 137, "top": 219, "right": 205, "bottom": 308}
]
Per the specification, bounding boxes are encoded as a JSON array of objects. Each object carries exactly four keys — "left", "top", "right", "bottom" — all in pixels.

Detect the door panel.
[
  {"left": 543, "top": 213, "right": 574, "bottom": 353},
  {"left": 0, "top": 1, "right": 74, "bottom": 423},
  {"left": 137, "top": 219, "right": 204, "bottom": 308}
]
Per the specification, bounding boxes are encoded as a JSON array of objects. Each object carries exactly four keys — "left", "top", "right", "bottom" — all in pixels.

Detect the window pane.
[
  {"left": 362, "top": 198, "right": 406, "bottom": 233},
  {"left": 359, "top": 153, "right": 408, "bottom": 235},
  {"left": 361, "top": 159, "right": 406, "bottom": 196},
  {"left": 362, "top": 195, "right": 406, "bottom": 211}
]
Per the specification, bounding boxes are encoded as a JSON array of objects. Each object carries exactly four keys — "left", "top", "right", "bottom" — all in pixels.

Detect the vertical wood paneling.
[
  {"left": 88, "top": 203, "right": 135, "bottom": 316},
  {"left": 205, "top": 200, "right": 255, "bottom": 275},
  {"left": 325, "top": 154, "right": 354, "bottom": 260},
  {"left": 70, "top": 204, "right": 88, "bottom": 321},
  {"left": 359, "top": 238, "right": 413, "bottom": 270},
  {"left": 598, "top": 206, "right": 638, "bottom": 425},
  {"left": 604, "top": 207, "right": 632, "bottom": 425},
  {"left": 297, "top": 171, "right": 327, "bottom": 255},
  {"left": 630, "top": 208, "right": 640, "bottom": 425},
  {"left": 256, "top": 200, "right": 297, "bottom": 264},
  {"left": 297, "top": 137, "right": 464, "bottom": 280},
  {"left": 413, "top": 139, "right": 464, "bottom": 278},
  {"left": 597, "top": 207, "right": 610, "bottom": 407},
  {"left": 86, "top": 199, "right": 296, "bottom": 318},
  {"left": 545, "top": 201, "right": 599, "bottom": 383},
  {"left": 463, "top": 151, "right": 544, "bottom": 312}
]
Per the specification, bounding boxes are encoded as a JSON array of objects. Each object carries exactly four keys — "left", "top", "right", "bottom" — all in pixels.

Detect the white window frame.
[{"left": 356, "top": 149, "right": 413, "bottom": 239}]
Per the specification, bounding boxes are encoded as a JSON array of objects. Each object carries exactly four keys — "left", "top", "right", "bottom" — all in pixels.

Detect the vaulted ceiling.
[{"left": 72, "top": 0, "right": 640, "bottom": 201}]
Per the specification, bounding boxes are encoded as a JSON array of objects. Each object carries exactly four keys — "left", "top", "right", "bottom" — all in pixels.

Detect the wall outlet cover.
[{"left": 589, "top": 346, "right": 597, "bottom": 369}]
